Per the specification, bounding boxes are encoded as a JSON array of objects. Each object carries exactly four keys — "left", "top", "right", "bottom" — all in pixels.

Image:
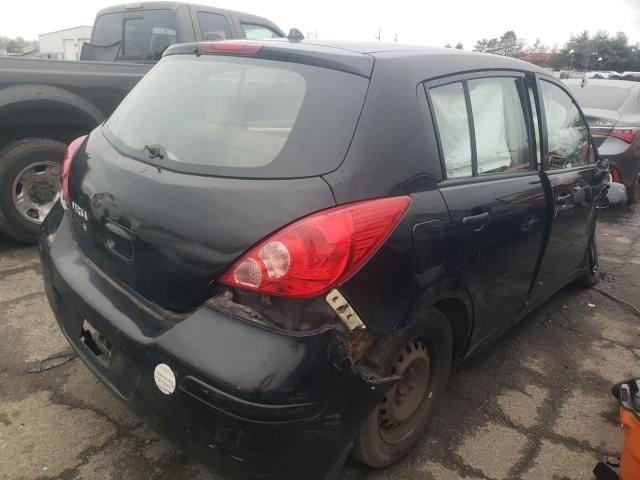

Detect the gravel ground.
[{"left": 1, "top": 204, "right": 639, "bottom": 480}]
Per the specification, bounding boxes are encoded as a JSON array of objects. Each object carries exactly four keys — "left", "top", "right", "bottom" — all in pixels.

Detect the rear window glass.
[
  {"left": 242, "top": 23, "right": 281, "bottom": 40},
  {"left": 566, "top": 84, "right": 630, "bottom": 111},
  {"left": 197, "top": 12, "right": 232, "bottom": 41},
  {"left": 92, "top": 13, "right": 123, "bottom": 46},
  {"left": 92, "top": 10, "right": 177, "bottom": 61},
  {"left": 103, "top": 55, "right": 369, "bottom": 178}
]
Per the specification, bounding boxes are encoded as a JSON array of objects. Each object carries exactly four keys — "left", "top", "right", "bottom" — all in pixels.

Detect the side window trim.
[
  {"left": 462, "top": 80, "right": 479, "bottom": 176},
  {"left": 524, "top": 73, "right": 543, "bottom": 170},
  {"left": 423, "top": 83, "right": 450, "bottom": 184},
  {"left": 516, "top": 76, "right": 540, "bottom": 171},
  {"left": 175, "top": 5, "right": 196, "bottom": 43},
  {"left": 425, "top": 71, "right": 536, "bottom": 183},
  {"left": 536, "top": 75, "right": 592, "bottom": 172}
]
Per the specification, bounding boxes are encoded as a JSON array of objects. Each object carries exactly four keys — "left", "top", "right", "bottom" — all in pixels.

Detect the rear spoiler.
[{"left": 165, "top": 41, "right": 374, "bottom": 79}]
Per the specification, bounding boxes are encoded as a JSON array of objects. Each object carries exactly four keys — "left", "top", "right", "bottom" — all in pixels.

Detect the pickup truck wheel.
[
  {"left": 0, "top": 138, "right": 66, "bottom": 244},
  {"left": 576, "top": 235, "right": 600, "bottom": 287},
  {"left": 352, "top": 309, "right": 452, "bottom": 468}
]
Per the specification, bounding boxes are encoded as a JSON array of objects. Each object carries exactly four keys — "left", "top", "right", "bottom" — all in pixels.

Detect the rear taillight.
[
  {"left": 197, "top": 42, "right": 263, "bottom": 56},
  {"left": 219, "top": 196, "right": 411, "bottom": 298},
  {"left": 610, "top": 166, "right": 622, "bottom": 183},
  {"left": 591, "top": 126, "right": 639, "bottom": 144},
  {"left": 61, "top": 135, "right": 87, "bottom": 206}
]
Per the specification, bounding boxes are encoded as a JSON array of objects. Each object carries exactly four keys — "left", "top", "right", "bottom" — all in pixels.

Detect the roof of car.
[
  {"left": 274, "top": 39, "right": 544, "bottom": 68},
  {"left": 563, "top": 78, "right": 640, "bottom": 90},
  {"left": 166, "top": 38, "right": 548, "bottom": 80}
]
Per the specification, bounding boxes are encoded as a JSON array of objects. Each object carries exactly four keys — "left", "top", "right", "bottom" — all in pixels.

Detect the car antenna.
[{"left": 288, "top": 28, "right": 305, "bottom": 43}]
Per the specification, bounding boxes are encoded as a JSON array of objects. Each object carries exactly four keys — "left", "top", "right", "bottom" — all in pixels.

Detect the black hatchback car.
[{"left": 40, "top": 39, "right": 608, "bottom": 480}]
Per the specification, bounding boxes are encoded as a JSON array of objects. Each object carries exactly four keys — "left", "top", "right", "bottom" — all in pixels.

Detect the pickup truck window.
[
  {"left": 197, "top": 12, "right": 232, "bottom": 41},
  {"left": 242, "top": 23, "right": 281, "bottom": 40},
  {"left": 540, "top": 81, "right": 589, "bottom": 170},
  {"left": 93, "top": 12, "right": 124, "bottom": 46},
  {"left": 92, "top": 14, "right": 117, "bottom": 46},
  {"left": 92, "top": 10, "right": 177, "bottom": 61}
]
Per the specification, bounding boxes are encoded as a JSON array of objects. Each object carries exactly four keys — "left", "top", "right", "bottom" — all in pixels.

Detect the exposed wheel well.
[
  {"left": 432, "top": 297, "right": 472, "bottom": 359},
  {"left": 0, "top": 103, "right": 98, "bottom": 151}
]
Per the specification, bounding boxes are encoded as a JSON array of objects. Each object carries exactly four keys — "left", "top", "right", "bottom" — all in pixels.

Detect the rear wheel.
[
  {"left": 352, "top": 309, "right": 452, "bottom": 468},
  {"left": 0, "top": 138, "right": 66, "bottom": 244}
]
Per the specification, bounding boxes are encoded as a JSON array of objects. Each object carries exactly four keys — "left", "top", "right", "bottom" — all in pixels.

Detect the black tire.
[
  {"left": 611, "top": 380, "right": 630, "bottom": 400},
  {"left": 351, "top": 308, "right": 452, "bottom": 468},
  {"left": 0, "top": 138, "right": 67, "bottom": 244},
  {"left": 576, "top": 234, "right": 600, "bottom": 287},
  {"left": 626, "top": 171, "right": 640, "bottom": 204}
]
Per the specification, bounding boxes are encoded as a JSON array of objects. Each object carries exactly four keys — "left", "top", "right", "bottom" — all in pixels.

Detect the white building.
[{"left": 39, "top": 26, "right": 92, "bottom": 60}]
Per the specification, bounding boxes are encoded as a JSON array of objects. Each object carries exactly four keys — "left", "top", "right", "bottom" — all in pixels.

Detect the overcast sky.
[{"left": 2, "top": 0, "right": 639, "bottom": 49}]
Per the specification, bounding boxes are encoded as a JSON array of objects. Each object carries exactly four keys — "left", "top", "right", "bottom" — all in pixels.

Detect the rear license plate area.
[{"left": 81, "top": 319, "right": 112, "bottom": 367}]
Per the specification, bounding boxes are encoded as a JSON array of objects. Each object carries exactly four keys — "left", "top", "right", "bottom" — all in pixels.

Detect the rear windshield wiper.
[{"left": 143, "top": 144, "right": 168, "bottom": 160}]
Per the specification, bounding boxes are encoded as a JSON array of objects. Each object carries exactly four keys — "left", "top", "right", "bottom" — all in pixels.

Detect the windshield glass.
[
  {"left": 566, "top": 84, "right": 631, "bottom": 111},
  {"left": 103, "top": 55, "right": 369, "bottom": 178}
]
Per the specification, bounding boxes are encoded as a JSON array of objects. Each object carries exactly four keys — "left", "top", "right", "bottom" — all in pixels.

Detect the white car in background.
[{"left": 585, "top": 71, "right": 621, "bottom": 79}]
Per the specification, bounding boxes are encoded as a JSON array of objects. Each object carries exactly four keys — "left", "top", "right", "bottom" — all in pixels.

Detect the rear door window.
[
  {"left": 429, "top": 82, "right": 473, "bottom": 178},
  {"left": 429, "top": 76, "right": 533, "bottom": 180},
  {"left": 242, "top": 23, "right": 281, "bottom": 39},
  {"left": 103, "top": 55, "right": 369, "bottom": 178},
  {"left": 197, "top": 12, "right": 232, "bottom": 41},
  {"left": 540, "top": 81, "right": 589, "bottom": 170},
  {"left": 468, "top": 77, "right": 531, "bottom": 175}
]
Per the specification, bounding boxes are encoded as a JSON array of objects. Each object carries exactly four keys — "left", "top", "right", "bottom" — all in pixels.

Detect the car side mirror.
[
  {"left": 287, "top": 28, "right": 305, "bottom": 42},
  {"left": 604, "top": 181, "right": 627, "bottom": 207}
]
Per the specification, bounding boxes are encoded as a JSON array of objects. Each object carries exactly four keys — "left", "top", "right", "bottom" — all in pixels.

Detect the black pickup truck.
[{"left": 0, "top": 2, "right": 284, "bottom": 243}]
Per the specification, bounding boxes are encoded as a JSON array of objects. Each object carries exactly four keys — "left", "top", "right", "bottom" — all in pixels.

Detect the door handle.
[
  {"left": 462, "top": 212, "right": 490, "bottom": 227},
  {"left": 556, "top": 193, "right": 572, "bottom": 205}
]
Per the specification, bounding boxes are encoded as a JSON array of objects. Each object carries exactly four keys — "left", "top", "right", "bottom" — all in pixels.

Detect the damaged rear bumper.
[{"left": 39, "top": 204, "right": 386, "bottom": 480}]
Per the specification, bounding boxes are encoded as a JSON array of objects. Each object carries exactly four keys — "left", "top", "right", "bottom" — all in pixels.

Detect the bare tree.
[
  {"left": 527, "top": 38, "right": 548, "bottom": 53},
  {"left": 475, "top": 31, "right": 524, "bottom": 57}
]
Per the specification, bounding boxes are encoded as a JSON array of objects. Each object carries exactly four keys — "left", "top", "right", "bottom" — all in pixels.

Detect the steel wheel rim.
[
  {"left": 379, "top": 340, "right": 431, "bottom": 445},
  {"left": 11, "top": 161, "right": 62, "bottom": 224}
]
